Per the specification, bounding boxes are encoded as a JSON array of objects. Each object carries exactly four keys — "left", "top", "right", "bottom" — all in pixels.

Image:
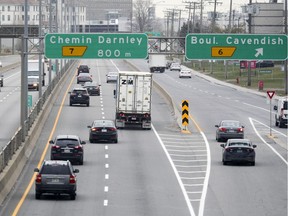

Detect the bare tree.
[{"left": 133, "top": 0, "right": 152, "bottom": 32}]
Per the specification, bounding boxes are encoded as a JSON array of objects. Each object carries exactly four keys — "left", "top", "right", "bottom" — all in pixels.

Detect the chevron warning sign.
[{"left": 182, "top": 100, "right": 189, "bottom": 126}]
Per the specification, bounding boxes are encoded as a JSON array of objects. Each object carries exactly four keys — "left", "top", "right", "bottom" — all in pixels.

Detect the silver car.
[
  {"left": 34, "top": 160, "right": 79, "bottom": 200},
  {"left": 106, "top": 72, "right": 118, "bottom": 83}
]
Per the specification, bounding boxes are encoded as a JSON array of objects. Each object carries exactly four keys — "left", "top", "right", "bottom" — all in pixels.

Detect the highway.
[{"left": 0, "top": 58, "right": 287, "bottom": 216}]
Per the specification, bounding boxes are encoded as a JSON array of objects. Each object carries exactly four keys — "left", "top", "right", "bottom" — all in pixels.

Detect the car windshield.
[
  {"left": 55, "top": 138, "right": 79, "bottom": 146},
  {"left": 41, "top": 164, "right": 71, "bottom": 175},
  {"left": 108, "top": 72, "right": 118, "bottom": 76},
  {"left": 222, "top": 121, "right": 240, "bottom": 127}
]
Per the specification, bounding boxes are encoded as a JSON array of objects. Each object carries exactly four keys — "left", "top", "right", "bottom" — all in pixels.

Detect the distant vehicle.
[
  {"left": 148, "top": 55, "right": 166, "bottom": 73},
  {"left": 215, "top": 120, "right": 244, "bottom": 142},
  {"left": 34, "top": 160, "right": 79, "bottom": 200},
  {"left": 170, "top": 62, "right": 181, "bottom": 71},
  {"left": 28, "top": 76, "right": 39, "bottom": 91},
  {"left": 77, "top": 64, "right": 90, "bottom": 75},
  {"left": 106, "top": 72, "right": 118, "bottom": 83},
  {"left": 115, "top": 71, "right": 152, "bottom": 129},
  {"left": 77, "top": 73, "right": 92, "bottom": 84},
  {"left": 69, "top": 87, "right": 90, "bottom": 107},
  {"left": 49, "top": 134, "right": 86, "bottom": 165},
  {"left": 0, "top": 75, "right": 3, "bottom": 87},
  {"left": 28, "top": 59, "right": 46, "bottom": 86},
  {"left": 83, "top": 82, "right": 100, "bottom": 96},
  {"left": 256, "top": 60, "right": 274, "bottom": 68},
  {"left": 179, "top": 69, "right": 192, "bottom": 78},
  {"left": 88, "top": 120, "right": 118, "bottom": 143},
  {"left": 274, "top": 96, "right": 288, "bottom": 128},
  {"left": 220, "top": 139, "right": 257, "bottom": 166}
]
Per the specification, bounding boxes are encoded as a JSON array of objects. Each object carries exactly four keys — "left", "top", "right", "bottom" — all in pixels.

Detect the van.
[{"left": 274, "top": 96, "right": 288, "bottom": 128}]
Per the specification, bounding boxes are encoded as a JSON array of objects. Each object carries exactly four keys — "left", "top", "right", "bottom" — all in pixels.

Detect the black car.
[
  {"left": 50, "top": 135, "right": 86, "bottom": 165},
  {"left": 88, "top": 120, "right": 118, "bottom": 143},
  {"left": 0, "top": 75, "right": 3, "bottom": 87},
  {"left": 34, "top": 160, "right": 79, "bottom": 200},
  {"left": 69, "top": 87, "right": 90, "bottom": 106},
  {"left": 77, "top": 64, "right": 90, "bottom": 75},
  {"left": 220, "top": 139, "right": 257, "bottom": 166},
  {"left": 256, "top": 61, "right": 274, "bottom": 68},
  {"left": 77, "top": 73, "right": 92, "bottom": 84},
  {"left": 83, "top": 82, "right": 100, "bottom": 96}
]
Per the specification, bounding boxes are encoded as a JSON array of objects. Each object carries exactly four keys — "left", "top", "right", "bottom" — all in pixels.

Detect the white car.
[
  {"left": 170, "top": 63, "right": 181, "bottom": 71},
  {"left": 179, "top": 70, "right": 191, "bottom": 78}
]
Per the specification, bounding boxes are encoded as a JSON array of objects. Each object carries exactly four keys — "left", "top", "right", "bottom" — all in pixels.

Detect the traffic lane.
[
  {"left": 0, "top": 55, "right": 21, "bottom": 68},
  {"left": 152, "top": 72, "right": 288, "bottom": 215},
  {"left": 4, "top": 62, "right": 191, "bottom": 216}
]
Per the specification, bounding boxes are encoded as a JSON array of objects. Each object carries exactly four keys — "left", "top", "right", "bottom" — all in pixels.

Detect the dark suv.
[
  {"left": 34, "top": 160, "right": 79, "bottom": 200},
  {"left": 77, "top": 64, "right": 90, "bottom": 75},
  {"left": 69, "top": 87, "right": 90, "bottom": 106},
  {"left": 50, "top": 135, "right": 86, "bottom": 165}
]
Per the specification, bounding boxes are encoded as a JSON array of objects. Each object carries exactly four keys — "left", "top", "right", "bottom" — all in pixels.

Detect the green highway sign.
[
  {"left": 45, "top": 33, "right": 148, "bottom": 59},
  {"left": 185, "top": 34, "right": 288, "bottom": 60},
  {"left": 28, "top": 95, "right": 32, "bottom": 107}
]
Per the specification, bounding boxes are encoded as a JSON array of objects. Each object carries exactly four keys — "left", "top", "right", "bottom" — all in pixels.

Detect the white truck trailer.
[
  {"left": 115, "top": 71, "right": 152, "bottom": 129},
  {"left": 274, "top": 96, "right": 288, "bottom": 128},
  {"left": 148, "top": 54, "right": 166, "bottom": 73}
]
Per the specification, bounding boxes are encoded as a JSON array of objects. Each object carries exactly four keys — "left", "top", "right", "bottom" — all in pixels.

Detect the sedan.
[
  {"left": 220, "top": 139, "right": 257, "bottom": 166},
  {"left": 106, "top": 72, "right": 118, "bottom": 83},
  {"left": 49, "top": 135, "right": 86, "bottom": 165},
  {"left": 179, "top": 69, "right": 192, "bottom": 78},
  {"left": 77, "top": 73, "right": 92, "bottom": 84},
  {"left": 88, "top": 120, "right": 118, "bottom": 143},
  {"left": 83, "top": 82, "right": 100, "bottom": 96},
  {"left": 170, "top": 62, "right": 181, "bottom": 71},
  {"left": 215, "top": 120, "right": 244, "bottom": 142}
]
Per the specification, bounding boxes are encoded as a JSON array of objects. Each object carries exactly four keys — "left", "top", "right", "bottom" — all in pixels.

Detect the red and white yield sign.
[{"left": 267, "top": 90, "right": 275, "bottom": 99}]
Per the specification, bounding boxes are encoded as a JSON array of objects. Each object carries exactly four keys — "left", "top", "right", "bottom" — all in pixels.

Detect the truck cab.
[{"left": 274, "top": 96, "right": 288, "bottom": 128}]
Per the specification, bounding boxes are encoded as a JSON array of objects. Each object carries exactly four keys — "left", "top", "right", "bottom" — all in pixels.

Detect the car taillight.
[
  {"left": 71, "top": 93, "right": 76, "bottom": 96},
  {"left": 70, "top": 175, "right": 76, "bottom": 184},
  {"left": 91, "top": 128, "right": 99, "bottom": 132},
  {"left": 237, "top": 128, "right": 244, "bottom": 132},
  {"left": 74, "top": 145, "right": 83, "bottom": 150},
  {"left": 109, "top": 127, "right": 117, "bottom": 131},
  {"left": 144, "top": 113, "right": 150, "bottom": 118},
  {"left": 35, "top": 174, "right": 42, "bottom": 183},
  {"left": 225, "top": 148, "right": 233, "bottom": 152},
  {"left": 219, "top": 127, "right": 227, "bottom": 132},
  {"left": 119, "top": 113, "right": 125, "bottom": 117},
  {"left": 52, "top": 145, "right": 60, "bottom": 149}
]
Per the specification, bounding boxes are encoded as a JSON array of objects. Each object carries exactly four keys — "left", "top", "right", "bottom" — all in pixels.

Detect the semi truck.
[
  {"left": 28, "top": 59, "right": 45, "bottom": 86},
  {"left": 148, "top": 54, "right": 166, "bottom": 73},
  {"left": 115, "top": 71, "right": 152, "bottom": 129}
]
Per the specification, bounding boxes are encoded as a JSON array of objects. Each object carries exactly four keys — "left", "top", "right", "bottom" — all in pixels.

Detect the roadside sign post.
[
  {"left": 267, "top": 90, "right": 275, "bottom": 136},
  {"left": 44, "top": 33, "right": 148, "bottom": 59},
  {"left": 185, "top": 34, "right": 288, "bottom": 60}
]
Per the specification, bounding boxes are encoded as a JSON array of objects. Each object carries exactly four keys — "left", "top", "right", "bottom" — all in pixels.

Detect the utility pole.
[
  {"left": 184, "top": 1, "right": 199, "bottom": 34},
  {"left": 209, "top": 0, "right": 222, "bottom": 32},
  {"left": 228, "top": 0, "right": 232, "bottom": 32},
  {"left": 247, "top": 0, "right": 252, "bottom": 87},
  {"left": 285, "top": 0, "right": 287, "bottom": 95}
]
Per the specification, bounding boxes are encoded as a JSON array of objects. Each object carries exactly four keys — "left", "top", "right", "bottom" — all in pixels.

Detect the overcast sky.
[{"left": 155, "top": 0, "right": 274, "bottom": 18}]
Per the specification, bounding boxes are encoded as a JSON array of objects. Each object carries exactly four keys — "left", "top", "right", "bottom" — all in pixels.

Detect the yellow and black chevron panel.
[{"left": 182, "top": 100, "right": 189, "bottom": 126}]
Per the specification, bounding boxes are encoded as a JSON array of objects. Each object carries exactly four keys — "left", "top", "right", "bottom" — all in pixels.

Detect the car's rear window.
[
  {"left": 222, "top": 121, "right": 240, "bottom": 127},
  {"left": 55, "top": 138, "right": 79, "bottom": 146},
  {"left": 41, "top": 164, "right": 71, "bottom": 175},
  {"left": 73, "top": 90, "right": 87, "bottom": 94},
  {"left": 93, "top": 121, "right": 114, "bottom": 127}
]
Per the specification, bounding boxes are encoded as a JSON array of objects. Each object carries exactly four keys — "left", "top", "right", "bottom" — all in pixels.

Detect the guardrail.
[{"left": 0, "top": 60, "right": 75, "bottom": 173}]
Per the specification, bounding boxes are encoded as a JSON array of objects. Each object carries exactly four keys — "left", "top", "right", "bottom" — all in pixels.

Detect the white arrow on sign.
[{"left": 255, "top": 48, "right": 263, "bottom": 57}]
